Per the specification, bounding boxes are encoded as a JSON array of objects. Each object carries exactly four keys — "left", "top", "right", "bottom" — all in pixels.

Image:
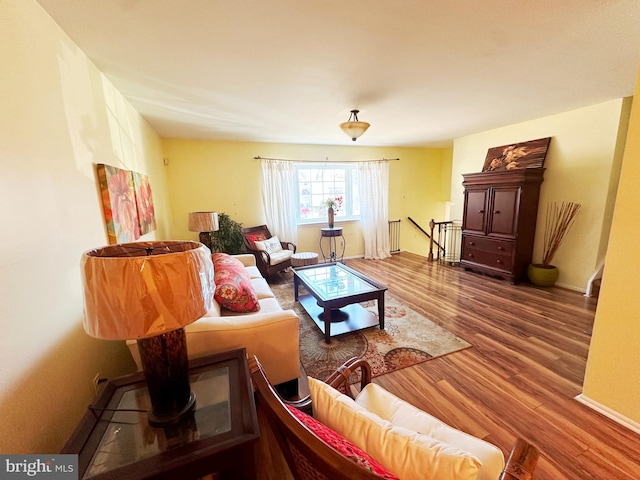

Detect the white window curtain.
[
  {"left": 260, "top": 159, "right": 298, "bottom": 244},
  {"left": 358, "top": 161, "right": 390, "bottom": 260}
]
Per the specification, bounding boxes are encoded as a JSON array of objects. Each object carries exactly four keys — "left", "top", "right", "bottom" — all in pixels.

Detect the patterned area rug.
[{"left": 270, "top": 280, "right": 471, "bottom": 380}]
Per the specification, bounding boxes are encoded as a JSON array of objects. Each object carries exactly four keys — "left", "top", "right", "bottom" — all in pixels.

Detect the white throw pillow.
[
  {"left": 254, "top": 236, "right": 283, "bottom": 254},
  {"left": 356, "top": 383, "right": 504, "bottom": 480},
  {"left": 308, "top": 377, "right": 481, "bottom": 480}
]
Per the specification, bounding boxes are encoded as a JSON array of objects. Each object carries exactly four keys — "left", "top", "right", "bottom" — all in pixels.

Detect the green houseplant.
[
  {"left": 210, "top": 213, "right": 244, "bottom": 254},
  {"left": 527, "top": 201, "right": 581, "bottom": 287}
]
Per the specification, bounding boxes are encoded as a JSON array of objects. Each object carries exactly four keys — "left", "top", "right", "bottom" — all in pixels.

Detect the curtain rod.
[{"left": 254, "top": 156, "right": 399, "bottom": 163}]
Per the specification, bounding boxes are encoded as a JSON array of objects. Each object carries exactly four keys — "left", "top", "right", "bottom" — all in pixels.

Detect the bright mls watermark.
[{"left": 0, "top": 455, "right": 77, "bottom": 479}]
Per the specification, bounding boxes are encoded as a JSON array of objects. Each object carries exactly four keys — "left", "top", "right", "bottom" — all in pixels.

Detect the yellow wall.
[
  {"left": 582, "top": 68, "right": 640, "bottom": 424},
  {"left": 0, "top": 0, "right": 168, "bottom": 452},
  {"left": 450, "top": 100, "right": 628, "bottom": 290},
  {"left": 162, "top": 139, "right": 452, "bottom": 259}
]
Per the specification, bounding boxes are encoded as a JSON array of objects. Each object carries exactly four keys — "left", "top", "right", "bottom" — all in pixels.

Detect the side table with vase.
[{"left": 320, "top": 227, "right": 345, "bottom": 262}]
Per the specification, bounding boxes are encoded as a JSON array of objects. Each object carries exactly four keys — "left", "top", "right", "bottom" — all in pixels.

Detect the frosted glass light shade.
[
  {"left": 340, "top": 109, "right": 370, "bottom": 141},
  {"left": 188, "top": 211, "right": 219, "bottom": 232},
  {"left": 340, "top": 121, "right": 371, "bottom": 141},
  {"left": 80, "top": 241, "right": 214, "bottom": 340}
]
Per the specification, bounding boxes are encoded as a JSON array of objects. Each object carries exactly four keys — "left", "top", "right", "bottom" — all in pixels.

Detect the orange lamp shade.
[
  {"left": 80, "top": 241, "right": 214, "bottom": 340},
  {"left": 188, "top": 212, "right": 219, "bottom": 232}
]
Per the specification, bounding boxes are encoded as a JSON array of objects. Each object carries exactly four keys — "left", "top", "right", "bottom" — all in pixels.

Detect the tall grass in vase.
[{"left": 528, "top": 201, "right": 581, "bottom": 286}]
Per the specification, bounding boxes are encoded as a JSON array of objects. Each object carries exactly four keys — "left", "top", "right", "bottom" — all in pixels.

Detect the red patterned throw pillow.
[
  {"left": 212, "top": 253, "right": 260, "bottom": 313},
  {"left": 245, "top": 232, "right": 267, "bottom": 249},
  {"left": 286, "top": 405, "right": 399, "bottom": 479}
]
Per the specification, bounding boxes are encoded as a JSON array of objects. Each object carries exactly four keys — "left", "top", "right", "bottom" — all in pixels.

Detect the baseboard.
[
  {"left": 575, "top": 394, "right": 640, "bottom": 435},
  {"left": 554, "top": 281, "right": 586, "bottom": 294}
]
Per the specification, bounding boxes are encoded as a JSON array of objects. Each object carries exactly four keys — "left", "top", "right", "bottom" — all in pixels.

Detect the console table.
[
  {"left": 320, "top": 227, "right": 345, "bottom": 262},
  {"left": 62, "top": 349, "right": 259, "bottom": 480}
]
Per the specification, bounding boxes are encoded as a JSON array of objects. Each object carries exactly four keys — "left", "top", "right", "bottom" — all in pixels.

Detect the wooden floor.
[{"left": 257, "top": 252, "right": 640, "bottom": 479}]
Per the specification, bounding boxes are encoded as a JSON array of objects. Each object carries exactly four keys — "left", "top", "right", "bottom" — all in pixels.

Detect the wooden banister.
[{"left": 408, "top": 217, "right": 452, "bottom": 261}]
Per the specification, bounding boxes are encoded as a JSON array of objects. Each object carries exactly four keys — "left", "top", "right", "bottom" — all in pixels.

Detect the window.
[{"left": 295, "top": 163, "right": 360, "bottom": 224}]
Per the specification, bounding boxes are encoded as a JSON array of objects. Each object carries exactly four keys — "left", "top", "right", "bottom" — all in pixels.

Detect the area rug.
[{"left": 270, "top": 281, "right": 471, "bottom": 380}]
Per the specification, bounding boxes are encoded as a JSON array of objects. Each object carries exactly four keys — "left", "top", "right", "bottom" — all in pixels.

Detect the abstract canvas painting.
[
  {"left": 482, "top": 137, "right": 551, "bottom": 172},
  {"left": 97, "top": 164, "right": 141, "bottom": 244},
  {"left": 133, "top": 172, "right": 157, "bottom": 235}
]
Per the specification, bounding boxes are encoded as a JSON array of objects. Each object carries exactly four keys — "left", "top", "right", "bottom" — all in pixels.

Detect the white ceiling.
[{"left": 37, "top": 0, "right": 640, "bottom": 147}]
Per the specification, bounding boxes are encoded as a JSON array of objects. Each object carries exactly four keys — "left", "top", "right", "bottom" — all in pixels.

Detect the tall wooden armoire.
[{"left": 460, "top": 168, "right": 545, "bottom": 283}]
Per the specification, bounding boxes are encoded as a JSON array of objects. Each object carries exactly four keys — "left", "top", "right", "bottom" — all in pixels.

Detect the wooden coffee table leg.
[{"left": 378, "top": 294, "right": 385, "bottom": 330}]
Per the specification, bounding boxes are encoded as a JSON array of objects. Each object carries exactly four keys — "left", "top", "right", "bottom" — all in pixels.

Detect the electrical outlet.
[{"left": 92, "top": 373, "right": 101, "bottom": 395}]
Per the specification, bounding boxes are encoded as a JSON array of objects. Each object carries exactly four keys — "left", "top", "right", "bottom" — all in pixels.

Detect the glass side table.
[{"left": 62, "top": 349, "right": 259, "bottom": 480}]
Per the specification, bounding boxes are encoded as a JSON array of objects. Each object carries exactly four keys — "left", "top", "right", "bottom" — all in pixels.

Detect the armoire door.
[
  {"left": 463, "top": 189, "right": 487, "bottom": 235},
  {"left": 488, "top": 187, "right": 519, "bottom": 237}
]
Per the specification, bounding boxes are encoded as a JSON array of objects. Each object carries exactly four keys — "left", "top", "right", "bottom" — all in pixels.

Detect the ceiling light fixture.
[{"left": 340, "top": 109, "right": 370, "bottom": 141}]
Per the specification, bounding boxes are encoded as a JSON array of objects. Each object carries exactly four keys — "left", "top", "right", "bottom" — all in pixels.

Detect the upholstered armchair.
[
  {"left": 242, "top": 225, "right": 297, "bottom": 277},
  {"left": 250, "top": 356, "right": 540, "bottom": 480}
]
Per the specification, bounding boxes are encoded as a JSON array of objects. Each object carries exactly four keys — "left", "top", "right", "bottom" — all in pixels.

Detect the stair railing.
[
  {"left": 429, "top": 219, "right": 455, "bottom": 263},
  {"left": 407, "top": 217, "right": 461, "bottom": 264},
  {"left": 407, "top": 217, "right": 444, "bottom": 261}
]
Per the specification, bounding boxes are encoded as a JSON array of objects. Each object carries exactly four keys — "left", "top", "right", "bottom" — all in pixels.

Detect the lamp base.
[
  {"left": 138, "top": 328, "right": 196, "bottom": 427},
  {"left": 199, "top": 231, "right": 213, "bottom": 251},
  {"left": 147, "top": 391, "right": 196, "bottom": 427}
]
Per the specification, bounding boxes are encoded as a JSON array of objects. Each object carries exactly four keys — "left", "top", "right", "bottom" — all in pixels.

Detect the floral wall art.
[
  {"left": 97, "top": 164, "right": 156, "bottom": 244},
  {"left": 482, "top": 137, "right": 551, "bottom": 172},
  {"left": 133, "top": 171, "right": 157, "bottom": 235}
]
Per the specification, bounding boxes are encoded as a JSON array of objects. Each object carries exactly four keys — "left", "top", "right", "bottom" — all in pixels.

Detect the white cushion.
[
  {"left": 251, "top": 278, "right": 275, "bottom": 299},
  {"left": 201, "top": 299, "right": 222, "bottom": 317},
  {"left": 254, "top": 236, "right": 283, "bottom": 254},
  {"left": 308, "top": 377, "right": 482, "bottom": 480},
  {"left": 255, "top": 297, "right": 284, "bottom": 314},
  {"left": 231, "top": 254, "right": 257, "bottom": 267},
  {"left": 266, "top": 249, "right": 293, "bottom": 265},
  {"left": 245, "top": 265, "right": 262, "bottom": 279},
  {"left": 356, "top": 383, "right": 504, "bottom": 480}
]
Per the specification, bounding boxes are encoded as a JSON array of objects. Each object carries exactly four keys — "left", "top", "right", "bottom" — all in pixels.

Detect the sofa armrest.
[
  {"left": 232, "top": 254, "right": 257, "bottom": 267},
  {"left": 187, "top": 310, "right": 300, "bottom": 385},
  {"left": 187, "top": 310, "right": 296, "bottom": 331},
  {"left": 127, "top": 309, "right": 300, "bottom": 386}
]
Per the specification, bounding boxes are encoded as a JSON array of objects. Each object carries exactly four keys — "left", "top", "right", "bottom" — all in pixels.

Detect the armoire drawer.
[
  {"left": 463, "top": 236, "right": 513, "bottom": 256},
  {"left": 461, "top": 247, "right": 514, "bottom": 272}
]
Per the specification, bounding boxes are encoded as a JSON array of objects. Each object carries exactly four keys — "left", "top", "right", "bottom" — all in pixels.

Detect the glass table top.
[
  {"left": 86, "top": 367, "right": 231, "bottom": 478},
  {"left": 295, "top": 263, "right": 378, "bottom": 301}
]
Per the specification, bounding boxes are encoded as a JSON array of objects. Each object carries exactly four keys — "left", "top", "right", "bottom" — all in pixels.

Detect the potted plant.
[
  {"left": 211, "top": 213, "right": 244, "bottom": 254},
  {"left": 527, "top": 201, "right": 581, "bottom": 287}
]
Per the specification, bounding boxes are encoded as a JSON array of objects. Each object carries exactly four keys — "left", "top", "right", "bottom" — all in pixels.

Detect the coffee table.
[{"left": 293, "top": 262, "right": 387, "bottom": 343}]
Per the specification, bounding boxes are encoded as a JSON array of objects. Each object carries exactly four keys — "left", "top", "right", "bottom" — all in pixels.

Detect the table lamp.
[
  {"left": 188, "top": 211, "right": 219, "bottom": 251},
  {"left": 80, "top": 241, "right": 214, "bottom": 427}
]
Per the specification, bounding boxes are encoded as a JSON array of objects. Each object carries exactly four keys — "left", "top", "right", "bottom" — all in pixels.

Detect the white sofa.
[{"left": 127, "top": 254, "right": 300, "bottom": 387}]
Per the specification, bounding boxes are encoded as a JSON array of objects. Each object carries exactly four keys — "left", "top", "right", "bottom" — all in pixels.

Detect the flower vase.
[{"left": 327, "top": 207, "right": 334, "bottom": 228}]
